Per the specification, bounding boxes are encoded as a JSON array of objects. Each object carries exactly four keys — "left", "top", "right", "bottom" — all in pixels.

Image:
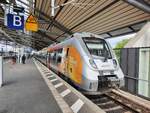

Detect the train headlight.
[
  {"left": 89, "top": 59, "right": 97, "bottom": 69},
  {"left": 113, "top": 59, "right": 117, "bottom": 68}
]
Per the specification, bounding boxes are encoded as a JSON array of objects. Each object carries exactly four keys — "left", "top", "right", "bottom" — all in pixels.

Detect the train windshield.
[{"left": 83, "top": 37, "right": 112, "bottom": 58}]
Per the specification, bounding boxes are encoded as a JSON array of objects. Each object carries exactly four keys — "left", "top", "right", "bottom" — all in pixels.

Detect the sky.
[{"left": 106, "top": 33, "right": 136, "bottom": 48}]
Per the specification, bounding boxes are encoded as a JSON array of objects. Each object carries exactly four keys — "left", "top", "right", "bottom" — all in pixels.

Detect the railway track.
[
  {"left": 87, "top": 93, "right": 137, "bottom": 113},
  {"left": 86, "top": 89, "right": 150, "bottom": 113},
  {"left": 35, "top": 58, "right": 150, "bottom": 113}
]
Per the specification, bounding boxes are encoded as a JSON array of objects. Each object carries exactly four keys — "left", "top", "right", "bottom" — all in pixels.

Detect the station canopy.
[{"left": 0, "top": 0, "right": 150, "bottom": 50}]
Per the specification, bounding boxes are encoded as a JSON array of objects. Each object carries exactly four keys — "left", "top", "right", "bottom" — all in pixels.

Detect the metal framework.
[
  {"left": 46, "top": 0, "right": 69, "bottom": 30},
  {"left": 124, "top": 0, "right": 150, "bottom": 13},
  {"left": 0, "top": 0, "right": 149, "bottom": 50}
]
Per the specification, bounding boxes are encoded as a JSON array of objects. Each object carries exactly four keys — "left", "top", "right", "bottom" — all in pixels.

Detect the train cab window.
[{"left": 83, "top": 37, "right": 112, "bottom": 59}]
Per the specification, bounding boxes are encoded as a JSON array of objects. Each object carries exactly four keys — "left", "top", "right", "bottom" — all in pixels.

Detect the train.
[{"left": 39, "top": 32, "right": 124, "bottom": 92}]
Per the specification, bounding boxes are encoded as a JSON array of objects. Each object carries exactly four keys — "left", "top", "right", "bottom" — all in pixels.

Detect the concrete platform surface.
[{"left": 0, "top": 59, "right": 62, "bottom": 113}]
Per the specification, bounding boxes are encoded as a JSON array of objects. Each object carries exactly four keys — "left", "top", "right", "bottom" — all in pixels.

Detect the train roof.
[
  {"left": 47, "top": 32, "right": 104, "bottom": 51},
  {"left": 73, "top": 32, "right": 104, "bottom": 39}
]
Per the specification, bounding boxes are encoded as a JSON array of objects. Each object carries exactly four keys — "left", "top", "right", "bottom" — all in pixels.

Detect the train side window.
[
  {"left": 57, "top": 55, "right": 62, "bottom": 63},
  {"left": 58, "top": 48, "right": 63, "bottom": 54},
  {"left": 50, "top": 53, "right": 53, "bottom": 61},
  {"left": 47, "top": 53, "right": 50, "bottom": 62},
  {"left": 50, "top": 52, "right": 56, "bottom": 64},
  {"left": 53, "top": 52, "right": 57, "bottom": 61},
  {"left": 56, "top": 48, "right": 63, "bottom": 63}
]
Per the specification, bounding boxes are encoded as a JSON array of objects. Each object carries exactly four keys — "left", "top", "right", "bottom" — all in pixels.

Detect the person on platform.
[
  {"left": 22, "top": 54, "right": 26, "bottom": 64},
  {"left": 11, "top": 56, "right": 16, "bottom": 64}
]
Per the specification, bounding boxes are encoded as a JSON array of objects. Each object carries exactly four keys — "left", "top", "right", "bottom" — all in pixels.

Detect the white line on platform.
[
  {"left": 50, "top": 78, "right": 58, "bottom": 82},
  {"left": 41, "top": 69, "right": 47, "bottom": 71},
  {"left": 60, "top": 89, "right": 71, "bottom": 97},
  {"left": 71, "top": 99, "right": 84, "bottom": 113},
  {"left": 45, "top": 73, "right": 51, "bottom": 76},
  {"left": 44, "top": 71, "right": 50, "bottom": 73},
  {"left": 54, "top": 83, "right": 63, "bottom": 88},
  {"left": 33, "top": 58, "right": 73, "bottom": 113},
  {"left": 47, "top": 75, "right": 54, "bottom": 78}
]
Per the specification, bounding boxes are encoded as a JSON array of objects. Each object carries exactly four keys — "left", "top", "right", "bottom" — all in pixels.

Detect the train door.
[
  {"left": 59, "top": 48, "right": 66, "bottom": 74},
  {"left": 64, "top": 47, "right": 70, "bottom": 77},
  {"left": 65, "top": 45, "right": 83, "bottom": 84}
]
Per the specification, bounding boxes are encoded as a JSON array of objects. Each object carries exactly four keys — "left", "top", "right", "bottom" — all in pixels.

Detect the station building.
[{"left": 123, "top": 22, "right": 150, "bottom": 98}]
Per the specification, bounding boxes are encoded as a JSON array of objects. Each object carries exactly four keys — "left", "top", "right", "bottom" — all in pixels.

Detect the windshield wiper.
[{"left": 103, "top": 50, "right": 108, "bottom": 62}]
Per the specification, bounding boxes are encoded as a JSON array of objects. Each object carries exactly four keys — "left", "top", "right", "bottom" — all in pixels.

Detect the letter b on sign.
[
  {"left": 7, "top": 13, "right": 24, "bottom": 30},
  {"left": 13, "top": 15, "right": 22, "bottom": 27}
]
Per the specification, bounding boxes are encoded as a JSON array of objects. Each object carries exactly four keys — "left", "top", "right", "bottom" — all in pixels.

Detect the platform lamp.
[
  {"left": 51, "top": 0, "right": 76, "bottom": 16},
  {"left": 51, "top": 0, "right": 94, "bottom": 16},
  {"left": 51, "top": 0, "right": 55, "bottom": 17}
]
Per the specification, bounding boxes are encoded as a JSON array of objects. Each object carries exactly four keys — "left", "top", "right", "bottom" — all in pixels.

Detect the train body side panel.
[{"left": 67, "top": 45, "right": 83, "bottom": 84}]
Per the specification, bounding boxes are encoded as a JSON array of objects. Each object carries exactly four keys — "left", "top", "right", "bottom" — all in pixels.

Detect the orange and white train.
[{"left": 45, "top": 32, "right": 124, "bottom": 92}]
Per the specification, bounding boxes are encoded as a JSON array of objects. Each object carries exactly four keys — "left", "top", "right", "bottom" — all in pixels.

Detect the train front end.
[{"left": 80, "top": 34, "right": 124, "bottom": 92}]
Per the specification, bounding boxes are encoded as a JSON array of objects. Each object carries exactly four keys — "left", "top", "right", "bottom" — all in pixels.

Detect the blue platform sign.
[{"left": 7, "top": 13, "right": 24, "bottom": 30}]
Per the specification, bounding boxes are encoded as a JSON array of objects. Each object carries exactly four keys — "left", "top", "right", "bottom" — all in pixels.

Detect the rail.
[
  {"left": 125, "top": 75, "right": 150, "bottom": 84},
  {"left": 87, "top": 89, "right": 150, "bottom": 113},
  {"left": 110, "top": 89, "right": 150, "bottom": 113}
]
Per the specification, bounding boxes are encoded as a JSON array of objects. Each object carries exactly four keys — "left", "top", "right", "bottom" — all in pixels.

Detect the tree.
[
  {"left": 114, "top": 39, "right": 130, "bottom": 63},
  {"left": 115, "top": 39, "right": 130, "bottom": 49}
]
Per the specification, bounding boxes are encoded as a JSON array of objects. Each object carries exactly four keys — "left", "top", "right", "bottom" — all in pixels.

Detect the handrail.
[{"left": 125, "top": 75, "right": 150, "bottom": 84}]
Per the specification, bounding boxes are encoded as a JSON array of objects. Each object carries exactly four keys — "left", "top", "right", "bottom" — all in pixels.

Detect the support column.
[{"left": 0, "top": 56, "right": 3, "bottom": 87}]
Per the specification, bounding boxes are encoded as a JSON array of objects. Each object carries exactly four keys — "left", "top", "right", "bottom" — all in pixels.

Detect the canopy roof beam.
[
  {"left": 124, "top": 0, "right": 150, "bottom": 13},
  {"left": 37, "top": 30, "right": 59, "bottom": 43},
  {"left": 55, "top": 0, "right": 119, "bottom": 40},
  {"left": 46, "top": 0, "right": 69, "bottom": 30}
]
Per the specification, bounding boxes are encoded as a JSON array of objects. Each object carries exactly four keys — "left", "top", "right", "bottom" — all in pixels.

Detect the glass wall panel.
[{"left": 138, "top": 48, "right": 150, "bottom": 98}]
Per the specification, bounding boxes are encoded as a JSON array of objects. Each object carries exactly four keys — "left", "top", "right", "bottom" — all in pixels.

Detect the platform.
[{"left": 0, "top": 59, "right": 62, "bottom": 113}]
